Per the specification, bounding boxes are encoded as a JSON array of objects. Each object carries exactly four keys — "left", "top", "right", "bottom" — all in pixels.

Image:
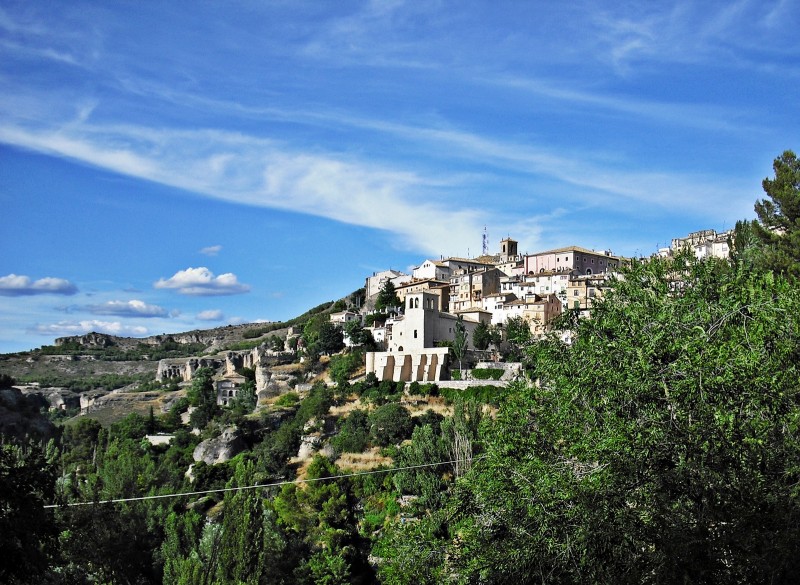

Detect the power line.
[{"left": 43, "top": 455, "right": 486, "bottom": 509}]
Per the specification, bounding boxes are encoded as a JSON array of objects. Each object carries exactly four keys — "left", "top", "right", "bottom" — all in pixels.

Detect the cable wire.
[{"left": 43, "top": 455, "right": 485, "bottom": 509}]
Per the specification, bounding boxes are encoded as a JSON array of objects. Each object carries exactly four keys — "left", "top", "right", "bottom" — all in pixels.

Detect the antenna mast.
[{"left": 482, "top": 226, "right": 489, "bottom": 256}]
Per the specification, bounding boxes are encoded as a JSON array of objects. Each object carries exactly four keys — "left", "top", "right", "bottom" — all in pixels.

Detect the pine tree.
[{"left": 754, "top": 149, "right": 800, "bottom": 277}]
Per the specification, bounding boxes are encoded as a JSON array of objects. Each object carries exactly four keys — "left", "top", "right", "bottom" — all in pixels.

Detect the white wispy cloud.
[
  {"left": 0, "top": 274, "right": 78, "bottom": 296},
  {"left": 199, "top": 244, "right": 222, "bottom": 256},
  {"left": 86, "top": 299, "right": 168, "bottom": 318},
  {"left": 0, "top": 119, "right": 487, "bottom": 255},
  {"left": 196, "top": 309, "right": 224, "bottom": 321},
  {"left": 31, "top": 319, "right": 148, "bottom": 337},
  {"left": 154, "top": 267, "right": 250, "bottom": 296}
]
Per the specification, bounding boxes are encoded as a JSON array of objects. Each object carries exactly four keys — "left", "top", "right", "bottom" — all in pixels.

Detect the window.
[
  {"left": 574, "top": 290, "right": 579, "bottom": 296},
  {"left": 413, "top": 330, "right": 418, "bottom": 338}
]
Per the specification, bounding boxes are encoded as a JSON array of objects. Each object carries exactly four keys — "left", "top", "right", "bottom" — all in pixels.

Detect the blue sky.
[{"left": 1, "top": 0, "right": 798, "bottom": 353}]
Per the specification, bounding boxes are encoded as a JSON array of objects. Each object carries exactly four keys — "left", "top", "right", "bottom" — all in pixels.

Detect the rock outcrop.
[
  {"left": 156, "top": 357, "right": 224, "bottom": 382},
  {"left": 55, "top": 332, "right": 115, "bottom": 347},
  {"left": 192, "top": 427, "right": 246, "bottom": 465}
]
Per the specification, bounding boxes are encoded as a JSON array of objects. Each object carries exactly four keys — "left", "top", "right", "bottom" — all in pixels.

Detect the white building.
[
  {"left": 364, "top": 269, "right": 412, "bottom": 299},
  {"left": 366, "top": 291, "right": 486, "bottom": 382}
]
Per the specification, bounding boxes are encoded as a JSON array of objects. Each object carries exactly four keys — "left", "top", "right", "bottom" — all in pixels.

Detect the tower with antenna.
[{"left": 482, "top": 226, "right": 489, "bottom": 256}]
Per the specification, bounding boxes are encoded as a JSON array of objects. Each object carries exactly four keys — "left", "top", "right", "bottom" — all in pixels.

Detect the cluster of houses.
[{"left": 334, "top": 229, "right": 732, "bottom": 383}]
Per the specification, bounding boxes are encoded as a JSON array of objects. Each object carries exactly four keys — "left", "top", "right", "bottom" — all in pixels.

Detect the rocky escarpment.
[
  {"left": 156, "top": 347, "right": 297, "bottom": 397},
  {"left": 156, "top": 357, "right": 225, "bottom": 383},
  {"left": 53, "top": 322, "right": 281, "bottom": 352},
  {"left": 18, "top": 386, "right": 81, "bottom": 411}
]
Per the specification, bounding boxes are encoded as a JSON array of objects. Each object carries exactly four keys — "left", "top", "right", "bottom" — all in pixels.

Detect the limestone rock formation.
[{"left": 192, "top": 426, "right": 246, "bottom": 465}]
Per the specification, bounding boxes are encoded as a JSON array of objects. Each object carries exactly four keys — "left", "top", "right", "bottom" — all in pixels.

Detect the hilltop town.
[{"left": 0, "top": 227, "right": 732, "bottom": 424}]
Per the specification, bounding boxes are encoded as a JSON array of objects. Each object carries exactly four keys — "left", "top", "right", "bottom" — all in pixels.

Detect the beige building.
[
  {"left": 670, "top": 229, "right": 731, "bottom": 260},
  {"left": 449, "top": 266, "right": 503, "bottom": 312},
  {"left": 522, "top": 293, "right": 563, "bottom": 335},
  {"left": 364, "top": 269, "right": 412, "bottom": 299},
  {"left": 565, "top": 274, "right": 611, "bottom": 316},
  {"left": 216, "top": 373, "right": 246, "bottom": 407},
  {"left": 395, "top": 278, "right": 450, "bottom": 312}
]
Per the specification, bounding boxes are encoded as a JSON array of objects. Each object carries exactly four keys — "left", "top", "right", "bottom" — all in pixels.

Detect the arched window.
[
  {"left": 586, "top": 268, "right": 592, "bottom": 275},
  {"left": 408, "top": 297, "right": 414, "bottom": 309},
  {"left": 414, "top": 298, "right": 419, "bottom": 308}
]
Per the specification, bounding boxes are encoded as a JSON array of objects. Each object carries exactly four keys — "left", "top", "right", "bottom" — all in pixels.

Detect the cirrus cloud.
[
  {"left": 154, "top": 267, "right": 250, "bottom": 296},
  {"left": 0, "top": 273, "right": 78, "bottom": 296},
  {"left": 86, "top": 299, "right": 168, "bottom": 318}
]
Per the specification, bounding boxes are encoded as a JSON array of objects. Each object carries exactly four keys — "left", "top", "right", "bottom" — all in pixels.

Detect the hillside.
[{"left": 0, "top": 296, "right": 356, "bottom": 390}]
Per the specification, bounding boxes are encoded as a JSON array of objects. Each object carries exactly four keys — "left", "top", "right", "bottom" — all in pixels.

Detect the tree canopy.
[
  {"left": 374, "top": 279, "right": 400, "bottom": 312},
  {"left": 754, "top": 149, "right": 800, "bottom": 277},
  {"left": 438, "top": 254, "right": 800, "bottom": 583}
]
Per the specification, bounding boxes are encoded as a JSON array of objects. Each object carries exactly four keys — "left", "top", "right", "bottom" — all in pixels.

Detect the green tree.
[
  {"left": 375, "top": 279, "right": 400, "bottom": 312},
  {"left": 444, "top": 254, "right": 800, "bottom": 583},
  {"left": 187, "top": 367, "right": 218, "bottom": 429},
  {"left": 331, "top": 409, "right": 371, "bottom": 453},
  {"left": 754, "top": 149, "right": 800, "bottom": 277},
  {"left": 160, "top": 509, "right": 205, "bottom": 585},
  {"left": 369, "top": 403, "right": 414, "bottom": 447},
  {"left": 230, "top": 379, "right": 257, "bottom": 415},
  {"left": 471, "top": 320, "right": 492, "bottom": 351},
  {"left": 450, "top": 316, "right": 468, "bottom": 375},
  {"left": 343, "top": 319, "right": 375, "bottom": 349},
  {"left": 0, "top": 442, "right": 57, "bottom": 584},
  {"left": 215, "top": 460, "right": 289, "bottom": 584},
  {"left": 729, "top": 218, "right": 763, "bottom": 269},
  {"left": 317, "top": 320, "right": 345, "bottom": 355}
]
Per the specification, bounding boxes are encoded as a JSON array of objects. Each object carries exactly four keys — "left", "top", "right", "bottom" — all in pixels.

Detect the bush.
[
  {"left": 331, "top": 409, "right": 371, "bottom": 453},
  {"left": 369, "top": 403, "right": 414, "bottom": 447},
  {"left": 471, "top": 368, "right": 504, "bottom": 380},
  {"left": 274, "top": 392, "right": 300, "bottom": 407},
  {"left": 440, "top": 385, "right": 509, "bottom": 407},
  {"left": 329, "top": 352, "right": 363, "bottom": 386},
  {"left": 408, "top": 382, "right": 438, "bottom": 397}
]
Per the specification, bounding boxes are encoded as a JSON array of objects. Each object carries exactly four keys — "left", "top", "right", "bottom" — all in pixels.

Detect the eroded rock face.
[
  {"left": 192, "top": 426, "right": 246, "bottom": 465},
  {"left": 297, "top": 434, "right": 321, "bottom": 459},
  {"left": 156, "top": 357, "right": 223, "bottom": 382},
  {"left": 55, "top": 332, "right": 114, "bottom": 347}
]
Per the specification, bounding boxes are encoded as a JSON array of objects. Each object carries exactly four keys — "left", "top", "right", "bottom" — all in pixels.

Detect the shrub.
[
  {"left": 274, "top": 392, "right": 300, "bottom": 407},
  {"left": 440, "top": 385, "right": 509, "bottom": 406},
  {"left": 331, "top": 409, "right": 370, "bottom": 453},
  {"left": 471, "top": 368, "right": 504, "bottom": 380},
  {"left": 369, "top": 403, "right": 414, "bottom": 447}
]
